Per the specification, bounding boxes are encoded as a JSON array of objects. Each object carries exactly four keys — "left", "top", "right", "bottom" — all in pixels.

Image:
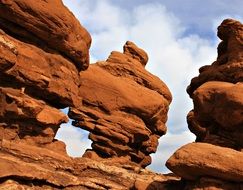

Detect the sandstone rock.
[
  {"left": 0, "top": 0, "right": 177, "bottom": 188},
  {"left": 167, "top": 19, "right": 243, "bottom": 190},
  {"left": 0, "top": 0, "right": 91, "bottom": 176},
  {"left": 187, "top": 19, "right": 243, "bottom": 96},
  {"left": 0, "top": 31, "right": 81, "bottom": 108},
  {"left": 69, "top": 41, "right": 172, "bottom": 167},
  {"left": 1, "top": 0, "right": 242, "bottom": 188},
  {"left": 186, "top": 19, "right": 243, "bottom": 150},
  {"left": 166, "top": 142, "right": 243, "bottom": 182},
  {"left": 187, "top": 82, "right": 243, "bottom": 149},
  {"left": 124, "top": 41, "right": 149, "bottom": 66},
  {"left": 0, "top": 0, "right": 91, "bottom": 71},
  {"left": 193, "top": 81, "right": 243, "bottom": 130},
  {"left": 0, "top": 139, "right": 180, "bottom": 189},
  {"left": 0, "top": 87, "right": 68, "bottom": 145}
]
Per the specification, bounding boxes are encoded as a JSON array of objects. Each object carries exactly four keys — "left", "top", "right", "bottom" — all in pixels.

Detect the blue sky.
[{"left": 56, "top": 0, "right": 243, "bottom": 173}]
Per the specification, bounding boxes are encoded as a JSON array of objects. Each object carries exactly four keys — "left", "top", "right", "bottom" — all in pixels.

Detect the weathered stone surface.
[
  {"left": 193, "top": 81, "right": 243, "bottom": 129},
  {"left": 166, "top": 19, "right": 243, "bottom": 190},
  {"left": 186, "top": 19, "right": 243, "bottom": 150},
  {"left": 0, "top": 0, "right": 91, "bottom": 71},
  {"left": 0, "top": 139, "right": 181, "bottom": 189},
  {"left": 0, "top": 87, "right": 68, "bottom": 146},
  {"left": 69, "top": 41, "right": 172, "bottom": 167},
  {"left": 166, "top": 143, "right": 243, "bottom": 182},
  {"left": 187, "top": 19, "right": 243, "bottom": 96},
  {"left": 124, "top": 41, "right": 149, "bottom": 67},
  {"left": 0, "top": 0, "right": 176, "bottom": 188},
  {"left": 0, "top": 31, "right": 81, "bottom": 108},
  {"left": 1, "top": 0, "right": 242, "bottom": 188},
  {"left": 188, "top": 81, "right": 243, "bottom": 149}
]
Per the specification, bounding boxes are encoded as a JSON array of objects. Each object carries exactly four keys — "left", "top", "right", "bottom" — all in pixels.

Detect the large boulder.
[
  {"left": 166, "top": 142, "right": 243, "bottom": 182},
  {"left": 0, "top": 139, "right": 181, "bottom": 189},
  {"left": 0, "top": 30, "right": 82, "bottom": 108}
]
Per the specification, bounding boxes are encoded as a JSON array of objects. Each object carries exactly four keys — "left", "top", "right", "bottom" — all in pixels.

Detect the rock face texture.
[
  {"left": 0, "top": 0, "right": 85, "bottom": 151},
  {"left": 167, "top": 143, "right": 243, "bottom": 182},
  {"left": 69, "top": 41, "right": 172, "bottom": 167},
  {"left": 0, "top": 139, "right": 182, "bottom": 190},
  {"left": 187, "top": 19, "right": 243, "bottom": 149},
  {"left": 167, "top": 19, "right": 243, "bottom": 190},
  {"left": 0, "top": 0, "right": 178, "bottom": 189},
  {"left": 0, "top": 0, "right": 91, "bottom": 71}
]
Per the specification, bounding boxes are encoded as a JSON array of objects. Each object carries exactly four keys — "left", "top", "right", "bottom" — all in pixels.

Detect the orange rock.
[
  {"left": 193, "top": 81, "right": 243, "bottom": 131},
  {"left": 124, "top": 41, "right": 149, "bottom": 67},
  {"left": 186, "top": 19, "right": 243, "bottom": 150},
  {"left": 0, "top": 139, "right": 180, "bottom": 189},
  {"left": 69, "top": 41, "right": 172, "bottom": 167},
  {"left": 184, "top": 177, "right": 243, "bottom": 190},
  {"left": 166, "top": 143, "right": 243, "bottom": 182},
  {"left": 187, "top": 19, "right": 243, "bottom": 97},
  {"left": 0, "top": 0, "right": 91, "bottom": 71},
  {"left": 0, "top": 31, "right": 81, "bottom": 108}
]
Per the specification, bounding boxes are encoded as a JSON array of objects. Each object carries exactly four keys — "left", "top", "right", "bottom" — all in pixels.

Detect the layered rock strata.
[
  {"left": 187, "top": 19, "right": 243, "bottom": 149},
  {"left": 167, "top": 19, "right": 243, "bottom": 189},
  {"left": 0, "top": 0, "right": 91, "bottom": 71},
  {"left": 0, "top": 0, "right": 178, "bottom": 189},
  {"left": 0, "top": 0, "right": 90, "bottom": 151},
  {"left": 69, "top": 41, "right": 172, "bottom": 167},
  {"left": 0, "top": 139, "right": 182, "bottom": 189}
]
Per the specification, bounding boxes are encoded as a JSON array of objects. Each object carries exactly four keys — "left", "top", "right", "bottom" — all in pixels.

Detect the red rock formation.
[
  {"left": 69, "top": 41, "right": 172, "bottom": 167},
  {"left": 167, "top": 143, "right": 243, "bottom": 182},
  {"left": 0, "top": 139, "right": 182, "bottom": 189},
  {"left": 1, "top": 0, "right": 242, "bottom": 188},
  {"left": 167, "top": 19, "right": 243, "bottom": 189},
  {"left": 0, "top": 0, "right": 179, "bottom": 189},
  {"left": 187, "top": 19, "right": 243, "bottom": 149},
  {"left": 0, "top": 0, "right": 91, "bottom": 71}
]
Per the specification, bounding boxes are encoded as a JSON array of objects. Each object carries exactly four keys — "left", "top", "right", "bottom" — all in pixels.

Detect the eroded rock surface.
[
  {"left": 187, "top": 19, "right": 243, "bottom": 96},
  {"left": 187, "top": 19, "right": 243, "bottom": 149},
  {"left": 0, "top": 0, "right": 85, "bottom": 154},
  {"left": 0, "top": 0, "right": 177, "bottom": 189},
  {"left": 69, "top": 41, "right": 172, "bottom": 167},
  {"left": 167, "top": 19, "right": 243, "bottom": 190},
  {"left": 0, "top": 139, "right": 182, "bottom": 190},
  {"left": 0, "top": 0, "right": 91, "bottom": 71},
  {"left": 166, "top": 142, "right": 243, "bottom": 182}
]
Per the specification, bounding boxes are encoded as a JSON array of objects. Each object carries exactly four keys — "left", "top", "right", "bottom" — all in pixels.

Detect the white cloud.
[
  {"left": 110, "top": 0, "right": 243, "bottom": 38},
  {"left": 55, "top": 123, "right": 91, "bottom": 157},
  {"left": 58, "top": 0, "right": 227, "bottom": 172}
]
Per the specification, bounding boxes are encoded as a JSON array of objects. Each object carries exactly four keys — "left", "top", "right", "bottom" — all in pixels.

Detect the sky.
[{"left": 56, "top": 0, "right": 243, "bottom": 173}]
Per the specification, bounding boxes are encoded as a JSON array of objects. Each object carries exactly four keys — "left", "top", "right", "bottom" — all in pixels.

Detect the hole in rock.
[
  {"left": 55, "top": 108, "right": 91, "bottom": 157},
  {"left": 5, "top": 96, "right": 13, "bottom": 104}
]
